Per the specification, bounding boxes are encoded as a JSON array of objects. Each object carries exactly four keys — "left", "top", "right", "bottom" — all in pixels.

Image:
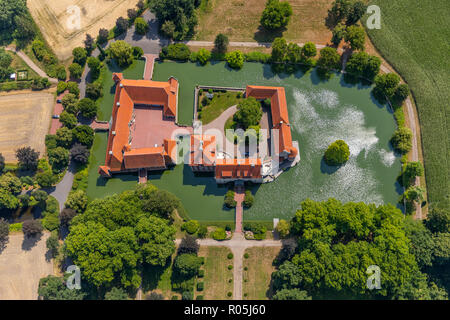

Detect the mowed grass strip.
[
  {"left": 198, "top": 91, "right": 244, "bottom": 124},
  {"left": 366, "top": 0, "right": 450, "bottom": 204},
  {"left": 199, "top": 246, "right": 233, "bottom": 300},
  {"left": 242, "top": 247, "right": 280, "bottom": 300},
  {"left": 195, "top": 0, "right": 333, "bottom": 43}
]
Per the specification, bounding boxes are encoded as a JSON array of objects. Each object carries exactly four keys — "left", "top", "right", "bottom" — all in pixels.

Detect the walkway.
[
  {"left": 5, "top": 47, "right": 58, "bottom": 83},
  {"left": 47, "top": 162, "right": 77, "bottom": 211},
  {"left": 90, "top": 120, "right": 109, "bottom": 131},
  {"left": 234, "top": 185, "right": 244, "bottom": 233},
  {"left": 143, "top": 54, "right": 158, "bottom": 80},
  {"left": 49, "top": 90, "right": 68, "bottom": 134}
]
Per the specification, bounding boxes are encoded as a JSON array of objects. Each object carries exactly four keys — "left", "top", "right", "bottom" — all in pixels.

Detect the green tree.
[
  {"left": 136, "top": 216, "right": 176, "bottom": 266},
  {"left": 66, "top": 81, "right": 80, "bottom": 98},
  {"left": 78, "top": 98, "right": 97, "bottom": 119},
  {"left": 391, "top": 127, "right": 412, "bottom": 154},
  {"left": 276, "top": 219, "right": 290, "bottom": 238},
  {"left": 105, "top": 287, "right": 128, "bottom": 300},
  {"left": 174, "top": 253, "right": 202, "bottom": 278},
  {"left": 271, "top": 37, "right": 287, "bottom": 63},
  {"left": 0, "top": 153, "right": 5, "bottom": 173},
  {"left": 109, "top": 40, "right": 133, "bottom": 68},
  {"left": 393, "top": 83, "right": 410, "bottom": 104},
  {"left": 373, "top": 73, "right": 400, "bottom": 103},
  {"left": 60, "top": 111, "right": 77, "bottom": 129},
  {"left": 234, "top": 97, "right": 262, "bottom": 129},
  {"left": 48, "top": 147, "right": 69, "bottom": 172},
  {"left": 16, "top": 146, "right": 39, "bottom": 170},
  {"left": 404, "top": 218, "right": 434, "bottom": 268},
  {"left": 72, "top": 125, "right": 94, "bottom": 147},
  {"left": 134, "top": 17, "right": 149, "bottom": 35},
  {"left": 317, "top": 47, "right": 341, "bottom": 71},
  {"left": 35, "top": 170, "right": 57, "bottom": 188},
  {"left": 324, "top": 140, "right": 350, "bottom": 165},
  {"left": 142, "top": 189, "right": 183, "bottom": 219},
  {"left": 346, "top": 1, "right": 367, "bottom": 25},
  {"left": 214, "top": 33, "right": 229, "bottom": 53},
  {"left": 331, "top": 23, "right": 347, "bottom": 46},
  {"left": 243, "top": 190, "right": 254, "bottom": 208},
  {"left": 344, "top": 25, "right": 365, "bottom": 51},
  {"left": 272, "top": 288, "right": 311, "bottom": 300},
  {"left": 86, "top": 82, "right": 103, "bottom": 100},
  {"left": 161, "top": 20, "right": 176, "bottom": 39},
  {"left": 72, "top": 47, "right": 87, "bottom": 66},
  {"left": 62, "top": 93, "right": 78, "bottom": 114},
  {"left": 38, "top": 275, "right": 85, "bottom": 300},
  {"left": 87, "top": 57, "right": 101, "bottom": 80},
  {"left": 69, "top": 63, "right": 83, "bottom": 79},
  {"left": 0, "top": 172, "right": 22, "bottom": 194},
  {"left": 46, "top": 232, "right": 60, "bottom": 257},
  {"left": 55, "top": 127, "right": 73, "bottom": 148},
  {"left": 403, "top": 161, "right": 424, "bottom": 186},
  {"left": 22, "top": 219, "right": 43, "bottom": 237},
  {"left": 65, "top": 190, "right": 88, "bottom": 213},
  {"left": 260, "top": 0, "right": 293, "bottom": 30},
  {"left": 425, "top": 206, "right": 450, "bottom": 234},
  {"left": 302, "top": 42, "right": 317, "bottom": 58},
  {"left": 97, "top": 28, "right": 109, "bottom": 44},
  {"left": 225, "top": 50, "right": 244, "bottom": 69},
  {"left": 0, "top": 189, "right": 19, "bottom": 210},
  {"left": 404, "top": 186, "right": 426, "bottom": 205}
]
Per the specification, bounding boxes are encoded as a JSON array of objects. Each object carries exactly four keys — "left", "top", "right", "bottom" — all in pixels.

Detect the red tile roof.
[
  {"left": 246, "top": 85, "right": 298, "bottom": 159},
  {"left": 100, "top": 74, "right": 179, "bottom": 174},
  {"left": 215, "top": 158, "right": 262, "bottom": 180},
  {"left": 189, "top": 135, "right": 216, "bottom": 166}
]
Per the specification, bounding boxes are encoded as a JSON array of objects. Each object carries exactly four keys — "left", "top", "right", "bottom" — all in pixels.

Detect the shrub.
[
  {"left": 344, "top": 25, "right": 365, "bottom": 51},
  {"left": 212, "top": 227, "right": 227, "bottom": 241},
  {"left": 178, "top": 235, "right": 200, "bottom": 255},
  {"left": 227, "top": 253, "right": 234, "bottom": 259},
  {"left": 198, "top": 269, "right": 205, "bottom": 278},
  {"left": 160, "top": 44, "right": 191, "bottom": 61},
  {"left": 171, "top": 295, "right": 179, "bottom": 300},
  {"left": 196, "top": 48, "right": 211, "bottom": 66},
  {"left": 196, "top": 295, "right": 204, "bottom": 300},
  {"left": 244, "top": 253, "right": 249, "bottom": 259},
  {"left": 244, "top": 51, "right": 271, "bottom": 63},
  {"left": 244, "top": 266, "right": 248, "bottom": 271},
  {"left": 182, "top": 220, "right": 200, "bottom": 234},
  {"left": 197, "top": 282, "right": 204, "bottom": 291},
  {"left": 174, "top": 253, "right": 203, "bottom": 278},
  {"left": 324, "top": 140, "right": 350, "bottom": 166},
  {"left": 224, "top": 190, "right": 236, "bottom": 208},
  {"left": 22, "top": 220, "right": 43, "bottom": 237},
  {"left": 9, "top": 223, "right": 22, "bottom": 232},
  {"left": 87, "top": 57, "right": 101, "bottom": 80},
  {"left": 260, "top": 0, "right": 293, "bottom": 30},
  {"left": 42, "top": 213, "right": 60, "bottom": 231},
  {"left": 391, "top": 127, "right": 412, "bottom": 154},
  {"left": 57, "top": 82, "right": 67, "bottom": 94},
  {"left": 72, "top": 47, "right": 87, "bottom": 66},
  {"left": 317, "top": 47, "right": 341, "bottom": 71},
  {"left": 276, "top": 219, "right": 290, "bottom": 238},
  {"left": 86, "top": 82, "right": 103, "bottom": 100},
  {"left": 65, "top": 190, "right": 88, "bottom": 213},
  {"left": 134, "top": 17, "right": 149, "bottom": 35},
  {"left": 59, "top": 208, "right": 77, "bottom": 226},
  {"left": 243, "top": 190, "right": 254, "bottom": 208},
  {"left": 197, "top": 225, "right": 208, "bottom": 238},
  {"left": 228, "top": 265, "right": 233, "bottom": 270},
  {"left": 105, "top": 287, "right": 128, "bottom": 300},
  {"left": 132, "top": 46, "right": 144, "bottom": 59},
  {"left": 35, "top": 170, "right": 57, "bottom": 188},
  {"left": 182, "top": 291, "right": 194, "bottom": 300},
  {"left": 225, "top": 51, "right": 244, "bottom": 69},
  {"left": 70, "top": 143, "right": 90, "bottom": 164},
  {"left": 227, "top": 292, "right": 232, "bottom": 297}
]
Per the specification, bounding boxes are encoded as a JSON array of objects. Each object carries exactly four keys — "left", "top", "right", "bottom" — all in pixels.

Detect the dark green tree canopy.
[
  {"left": 233, "top": 97, "right": 262, "bottom": 129},
  {"left": 260, "top": 0, "right": 293, "bottom": 30},
  {"left": 324, "top": 140, "right": 350, "bottom": 166}
]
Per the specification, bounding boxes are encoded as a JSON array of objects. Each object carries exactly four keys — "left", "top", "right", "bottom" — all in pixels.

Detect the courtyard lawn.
[
  {"left": 88, "top": 61, "right": 402, "bottom": 222},
  {"left": 242, "top": 247, "right": 280, "bottom": 300},
  {"left": 141, "top": 251, "right": 177, "bottom": 299},
  {"left": 198, "top": 246, "right": 233, "bottom": 300},
  {"left": 198, "top": 91, "right": 244, "bottom": 124},
  {"left": 366, "top": 0, "right": 450, "bottom": 205}
]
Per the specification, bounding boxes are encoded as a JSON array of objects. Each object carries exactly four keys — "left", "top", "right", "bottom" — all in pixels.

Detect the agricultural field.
[
  {"left": 365, "top": 0, "right": 450, "bottom": 205},
  {"left": 195, "top": 0, "right": 333, "bottom": 44},
  {"left": 242, "top": 247, "right": 280, "bottom": 300},
  {"left": 27, "top": 0, "right": 139, "bottom": 61},
  {"left": 0, "top": 91, "right": 54, "bottom": 162}
]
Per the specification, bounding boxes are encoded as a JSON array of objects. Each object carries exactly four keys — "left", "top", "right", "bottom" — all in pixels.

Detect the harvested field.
[
  {"left": 0, "top": 91, "right": 54, "bottom": 162},
  {"left": 196, "top": 0, "right": 333, "bottom": 44},
  {"left": 27, "top": 0, "right": 139, "bottom": 61}
]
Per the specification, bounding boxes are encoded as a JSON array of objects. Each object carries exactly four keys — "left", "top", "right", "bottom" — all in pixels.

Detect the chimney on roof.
[
  {"left": 112, "top": 131, "right": 116, "bottom": 135},
  {"left": 251, "top": 163, "right": 255, "bottom": 167},
  {"left": 116, "top": 102, "right": 120, "bottom": 107},
  {"left": 108, "top": 151, "right": 113, "bottom": 155},
  {"left": 119, "top": 83, "right": 123, "bottom": 88}
]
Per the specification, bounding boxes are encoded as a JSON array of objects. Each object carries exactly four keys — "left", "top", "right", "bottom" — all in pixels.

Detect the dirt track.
[{"left": 0, "top": 91, "right": 54, "bottom": 162}]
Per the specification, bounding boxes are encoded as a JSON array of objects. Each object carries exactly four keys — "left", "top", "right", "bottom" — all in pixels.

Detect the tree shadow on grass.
[
  {"left": 253, "top": 26, "right": 286, "bottom": 43},
  {"left": 141, "top": 258, "right": 172, "bottom": 292},
  {"left": 320, "top": 157, "right": 342, "bottom": 175}
]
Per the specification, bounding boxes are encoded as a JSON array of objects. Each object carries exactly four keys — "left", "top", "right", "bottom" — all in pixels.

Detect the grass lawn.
[
  {"left": 365, "top": 0, "right": 450, "bottom": 205},
  {"left": 242, "top": 247, "right": 280, "bottom": 300},
  {"left": 199, "top": 246, "right": 234, "bottom": 300},
  {"left": 141, "top": 251, "right": 178, "bottom": 300},
  {"left": 8, "top": 52, "right": 39, "bottom": 79},
  {"left": 198, "top": 90, "right": 244, "bottom": 124},
  {"left": 195, "top": 0, "right": 333, "bottom": 44}
]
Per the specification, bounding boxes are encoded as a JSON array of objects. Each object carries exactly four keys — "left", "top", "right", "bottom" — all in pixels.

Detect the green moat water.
[{"left": 87, "top": 61, "right": 402, "bottom": 222}]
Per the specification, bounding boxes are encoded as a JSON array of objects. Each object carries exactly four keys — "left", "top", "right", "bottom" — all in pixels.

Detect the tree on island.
[{"left": 324, "top": 140, "right": 350, "bottom": 166}]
